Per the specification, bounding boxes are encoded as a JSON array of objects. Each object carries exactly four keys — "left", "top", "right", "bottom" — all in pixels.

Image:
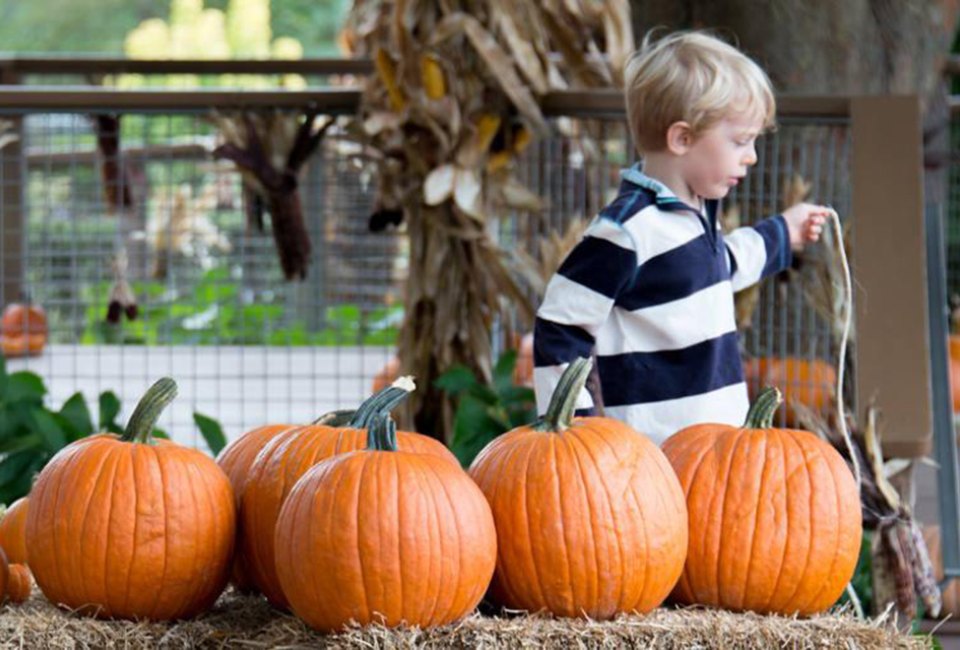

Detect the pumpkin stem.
[
  {"left": 744, "top": 386, "right": 783, "bottom": 428},
  {"left": 349, "top": 376, "right": 415, "bottom": 428},
  {"left": 312, "top": 409, "right": 355, "bottom": 426},
  {"left": 121, "top": 377, "right": 178, "bottom": 444},
  {"left": 366, "top": 411, "right": 399, "bottom": 451},
  {"left": 536, "top": 357, "right": 592, "bottom": 432}
]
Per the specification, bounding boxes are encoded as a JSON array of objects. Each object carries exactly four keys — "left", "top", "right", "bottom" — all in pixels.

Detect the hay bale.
[{"left": 0, "top": 588, "right": 929, "bottom": 649}]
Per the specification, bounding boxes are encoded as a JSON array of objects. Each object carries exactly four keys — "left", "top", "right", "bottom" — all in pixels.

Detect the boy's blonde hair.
[{"left": 624, "top": 31, "right": 776, "bottom": 153}]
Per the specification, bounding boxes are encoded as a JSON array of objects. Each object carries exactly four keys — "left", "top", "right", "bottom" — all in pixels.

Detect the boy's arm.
[
  {"left": 723, "top": 215, "right": 792, "bottom": 292},
  {"left": 533, "top": 217, "right": 638, "bottom": 415}
]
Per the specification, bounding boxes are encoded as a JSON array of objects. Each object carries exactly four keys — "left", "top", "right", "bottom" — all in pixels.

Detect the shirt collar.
[{"left": 619, "top": 163, "right": 680, "bottom": 202}]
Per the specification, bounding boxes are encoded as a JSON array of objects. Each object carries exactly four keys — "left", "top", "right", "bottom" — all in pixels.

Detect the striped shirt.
[{"left": 533, "top": 165, "right": 792, "bottom": 444}]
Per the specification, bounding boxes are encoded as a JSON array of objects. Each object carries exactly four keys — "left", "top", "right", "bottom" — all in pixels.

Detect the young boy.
[{"left": 533, "top": 31, "right": 830, "bottom": 444}]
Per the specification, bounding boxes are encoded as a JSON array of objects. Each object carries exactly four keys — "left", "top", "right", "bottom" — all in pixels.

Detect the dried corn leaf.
[
  {"left": 864, "top": 407, "right": 901, "bottom": 511},
  {"left": 424, "top": 164, "right": 456, "bottom": 206},
  {"left": 602, "top": 0, "right": 634, "bottom": 83},
  {"left": 458, "top": 14, "right": 549, "bottom": 135},
  {"left": 492, "top": 176, "right": 545, "bottom": 212},
  {"left": 493, "top": 3, "right": 550, "bottom": 94},
  {"left": 456, "top": 114, "right": 502, "bottom": 168},
  {"left": 453, "top": 167, "right": 483, "bottom": 219}
]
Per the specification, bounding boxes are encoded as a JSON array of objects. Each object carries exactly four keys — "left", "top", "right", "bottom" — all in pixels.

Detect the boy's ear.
[{"left": 665, "top": 121, "right": 694, "bottom": 155}]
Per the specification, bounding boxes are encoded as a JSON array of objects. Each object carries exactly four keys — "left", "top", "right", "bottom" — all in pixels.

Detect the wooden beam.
[{"left": 851, "top": 96, "right": 931, "bottom": 457}]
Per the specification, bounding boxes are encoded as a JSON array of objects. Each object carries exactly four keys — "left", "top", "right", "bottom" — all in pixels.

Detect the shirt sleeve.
[
  {"left": 533, "top": 216, "right": 638, "bottom": 416},
  {"left": 723, "top": 214, "right": 792, "bottom": 292}
]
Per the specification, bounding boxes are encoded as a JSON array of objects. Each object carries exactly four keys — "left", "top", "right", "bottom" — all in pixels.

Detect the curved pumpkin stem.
[
  {"left": 349, "top": 376, "right": 416, "bottom": 428},
  {"left": 312, "top": 409, "right": 356, "bottom": 426},
  {"left": 120, "top": 377, "right": 178, "bottom": 444},
  {"left": 744, "top": 386, "right": 783, "bottom": 429},
  {"left": 536, "top": 357, "right": 592, "bottom": 432},
  {"left": 366, "top": 411, "right": 399, "bottom": 451}
]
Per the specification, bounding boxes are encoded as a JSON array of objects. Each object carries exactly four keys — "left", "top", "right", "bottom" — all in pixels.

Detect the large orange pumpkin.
[
  {"left": 742, "top": 357, "right": 836, "bottom": 426},
  {"left": 275, "top": 402, "right": 497, "bottom": 632},
  {"left": 0, "top": 302, "right": 47, "bottom": 357},
  {"left": 215, "top": 410, "right": 355, "bottom": 592},
  {"left": 25, "top": 378, "right": 235, "bottom": 620},
  {"left": 469, "top": 358, "right": 689, "bottom": 619},
  {"left": 661, "top": 387, "right": 861, "bottom": 615},
  {"left": 242, "top": 380, "right": 459, "bottom": 608},
  {"left": 0, "top": 497, "right": 28, "bottom": 565}
]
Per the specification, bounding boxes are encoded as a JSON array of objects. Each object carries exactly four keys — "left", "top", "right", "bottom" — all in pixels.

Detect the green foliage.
[
  {"left": 80, "top": 266, "right": 401, "bottom": 346},
  {"left": 0, "top": 355, "right": 226, "bottom": 504},
  {"left": 838, "top": 530, "right": 873, "bottom": 615},
  {"left": 435, "top": 350, "right": 536, "bottom": 468}
]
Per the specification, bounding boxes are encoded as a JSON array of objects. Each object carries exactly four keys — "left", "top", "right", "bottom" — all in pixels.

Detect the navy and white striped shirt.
[{"left": 533, "top": 165, "right": 791, "bottom": 444}]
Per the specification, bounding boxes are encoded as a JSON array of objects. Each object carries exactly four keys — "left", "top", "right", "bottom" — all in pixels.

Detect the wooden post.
[
  {"left": 0, "top": 65, "right": 24, "bottom": 309},
  {"left": 851, "top": 95, "right": 931, "bottom": 457}
]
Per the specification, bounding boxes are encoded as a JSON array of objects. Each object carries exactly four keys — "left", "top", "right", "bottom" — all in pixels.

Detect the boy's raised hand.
[{"left": 782, "top": 202, "right": 832, "bottom": 250}]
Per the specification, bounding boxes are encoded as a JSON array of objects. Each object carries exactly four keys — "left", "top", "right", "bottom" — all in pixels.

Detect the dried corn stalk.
[
  {"left": 342, "top": 0, "right": 632, "bottom": 440},
  {"left": 796, "top": 402, "right": 941, "bottom": 622},
  {"left": 211, "top": 109, "right": 332, "bottom": 280}
]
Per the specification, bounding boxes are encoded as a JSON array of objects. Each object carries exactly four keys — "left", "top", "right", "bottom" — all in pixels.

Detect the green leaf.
[
  {"left": 0, "top": 432, "right": 44, "bottom": 454},
  {"left": 29, "top": 408, "right": 67, "bottom": 452},
  {"left": 151, "top": 428, "right": 169, "bottom": 440},
  {"left": 492, "top": 350, "right": 517, "bottom": 391},
  {"left": 434, "top": 365, "right": 478, "bottom": 396},
  {"left": 0, "top": 355, "right": 7, "bottom": 398},
  {"left": 194, "top": 412, "right": 226, "bottom": 455},
  {"left": 6, "top": 372, "right": 46, "bottom": 404},
  {"left": 58, "top": 392, "right": 95, "bottom": 441},
  {"left": 99, "top": 391, "right": 121, "bottom": 429},
  {"left": 448, "top": 395, "right": 509, "bottom": 468},
  {"left": 0, "top": 451, "right": 40, "bottom": 492}
]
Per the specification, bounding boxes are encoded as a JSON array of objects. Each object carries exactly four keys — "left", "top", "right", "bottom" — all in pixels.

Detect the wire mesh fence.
[{"left": 0, "top": 95, "right": 853, "bottom": 447}]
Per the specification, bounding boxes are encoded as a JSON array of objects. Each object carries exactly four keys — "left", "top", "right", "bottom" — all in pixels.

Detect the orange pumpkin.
[
  {"left": 0, "top": 303, "right": 47, "bottom": 357},
  {"left": 6, "top": 563, "right": 30, "bottom": 604},
  {"left": 0, "top": 497, "right": 28, "bottom": 565},
  {"left": 742, "top": 357, "right": 836, "bottom": 426},
  {"left": 242, "top": 381, "right": 459, "bottom": 608},
  {"left": 371, "top": 356, "right": 400, "bottom": 393},
  {"left": 469, "top": 358, "right": 689, "bottom": 619},
  {"left": 25, "top": 378, "right": 235, "bottom": 620},
  {"left": 275, "top": 399, "right": 497, "bottom": 632},
  {"left": 662, "top": 387, "right": 862, "bottom": 615},
  {"left": 513, "top": 332, "right": 534, "bottom": 387},
  {"left": 215, "top": 410, "right": 355, "bottom": 593},
  {"left": 948, "top": 335, "right": 960, "bottom": 412}
]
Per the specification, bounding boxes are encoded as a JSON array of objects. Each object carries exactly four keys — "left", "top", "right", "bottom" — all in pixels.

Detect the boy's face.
[{"left": 681, "top": 115, "right": 763, "bottom": 201}]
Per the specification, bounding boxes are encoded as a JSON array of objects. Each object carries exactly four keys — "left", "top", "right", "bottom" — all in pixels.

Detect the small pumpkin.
[
  {"left": 371, "top": 356, "right": 400, "bottom": 393},
  {"left": 6, "top": 563, "right": 31, "bottom": 604},
  {"left": 513, "top": 332, "right": 534, "bottom": 387},
  {"left": 0, "top": 497, "right": 28, "bottom": 565},
  {"left": 0, "top": 302, "right": 47, "bottom": 358},
  {"left": 662, "top": 387, "right": 862, "bottom": 615},
  {"left": 215, "top": 410, "right": 354, "bottom": 593},
  {"left": 469, "top": 358, "right": 689, "bottom": 619},
  {"left": 948, "top": 335, "right": 960, "bottom": 412},
  {"left": 242, "top": 380, "right": 459, "bottom": 608},
  {"left": 275, "top": 396, "right": 497, "bottom": 632},
  {"left": 742, "top": 357, "right": 836, "bottom": 426},
  {"left": 25, "top": 378, "right": 235, "bottom": 620}
]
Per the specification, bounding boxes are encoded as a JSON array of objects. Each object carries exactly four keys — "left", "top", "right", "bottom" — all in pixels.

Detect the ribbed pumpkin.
[
  {"left": 25, "top": 378, "right": 236, "bottom": 620},
  {"left": 743, "top": 357, "right": 836, "bottom": 427},
  {"left": 242, "top": 380, "right": 458, "bottom": 608},
  {"left": 949, "top": 335, "right": 960, "bottom": 412},
  {"left": 661, "top": 387, "right": 862, "bottom": 615},
  {"left": 6, "top": 563, "right": 31, "bottom": 604},
  {"left": 275, "top": 402, "right": 497, "bottom": 632},
  {"left": 0, "top": 302, "right": 47, "bottom": 358},
  {"left": 0, "top": 497, "right": 29, "bottom": 564},
  {"left": 215, "top": 410, "right": 353, "bottom": 593},
  {"left": 469, "top": 358, "right": 688, "bottom": 619}
]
